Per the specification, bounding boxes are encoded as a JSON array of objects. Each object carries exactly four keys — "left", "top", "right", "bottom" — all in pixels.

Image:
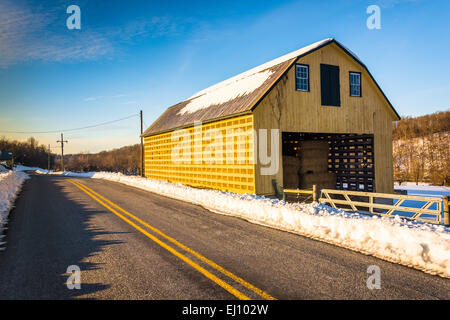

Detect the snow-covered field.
[
  {"left": 0, "top": 169, "right": 29, "bottom": 241},
  {"left": 395, "top": 182, "right": 450, "bottom": 197},
  {"left": 26, "top": 167, "right": 450, "bottom": 278}
]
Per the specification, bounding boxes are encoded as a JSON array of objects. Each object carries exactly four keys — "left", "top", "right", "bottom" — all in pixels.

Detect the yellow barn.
[{"left": 142, "top": 38, "right": 400, "bottom": 196}]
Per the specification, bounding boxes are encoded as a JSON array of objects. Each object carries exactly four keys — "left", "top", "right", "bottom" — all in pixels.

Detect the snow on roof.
[
  {"left": 145, "top": 38, "right": 380, "bottom": 136},
  {"left": 178, "top": 38, "right": 334, "bottom": 115}
]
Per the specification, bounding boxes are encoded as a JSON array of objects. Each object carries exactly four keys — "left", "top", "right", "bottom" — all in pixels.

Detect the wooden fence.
[
  {"left": 283, "top": 185, "right": 317, "bottom": 203},
  {"left": 319, "top": 189, "right": 447, "bottom": 225}
]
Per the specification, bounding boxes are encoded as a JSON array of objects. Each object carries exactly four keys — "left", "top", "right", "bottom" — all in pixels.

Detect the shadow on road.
[{"left": 0, "top": 175, "right": 127, "bottom": 299}]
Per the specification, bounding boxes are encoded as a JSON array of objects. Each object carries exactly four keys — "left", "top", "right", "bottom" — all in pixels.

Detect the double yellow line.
[{"left": 68, "top": 179, "right": 276, "bottom": 300}]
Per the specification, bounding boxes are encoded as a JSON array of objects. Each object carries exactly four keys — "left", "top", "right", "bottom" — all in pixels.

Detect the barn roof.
[{"left": 143, "top": 38, "right": 399, "bottom": 137}]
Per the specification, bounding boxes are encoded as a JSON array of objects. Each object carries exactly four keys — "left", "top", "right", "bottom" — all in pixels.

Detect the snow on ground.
[
  {"left": 395, "top": 182, "right": 450, "bottom": 199},
  {"left": 14, "top": 164, "right": 46, "bottom": 172},
  {"left": 395, "top": 182, "right": 450, "bottom": 193},
  {"left": 29, "top": 168, "right": 450, "bottom": 278},
  {"left": 0, "top": 170, "right": 29, "bottom": 240}
]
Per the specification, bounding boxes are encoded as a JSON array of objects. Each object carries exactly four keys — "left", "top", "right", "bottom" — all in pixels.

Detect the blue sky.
[{"left": 0, "top": 0, "right": 449, "bottom": 153}]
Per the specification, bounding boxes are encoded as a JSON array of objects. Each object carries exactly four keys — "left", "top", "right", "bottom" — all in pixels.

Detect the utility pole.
[
  {"left": 48, "top": 144, "right": 51, "bottom": 171},
  {"left": 140, "top": 110, "right": 144, "bottom": 177},
  {"left": 57, "top": 133, "right": 68, "bottom": 172}
]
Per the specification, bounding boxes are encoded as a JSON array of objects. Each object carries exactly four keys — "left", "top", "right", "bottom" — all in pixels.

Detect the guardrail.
[
  {"left": 319, "top": 189, "right": 448, "bottom": 226},
  {"left": 283, "top": 185, "right": 317, "bottom": 203}
]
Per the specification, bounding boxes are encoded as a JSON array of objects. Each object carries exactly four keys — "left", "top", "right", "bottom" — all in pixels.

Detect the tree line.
[
  {"left": 0, "top": 137, "right": 55, "bottom": 169},
  {"left": 393, "top": 110, "right": 449, "bottom": 186},
  {"left": 393, "top": 110, "right": 450, "bottom": 140},
  {"left": 63, "top": 144, "right": 140, "bottom": 174},
  {"left": 0, "top": 136, "right": 140, "bottom": 174}
]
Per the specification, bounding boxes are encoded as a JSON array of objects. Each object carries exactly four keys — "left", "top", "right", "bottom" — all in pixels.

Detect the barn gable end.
[{"left": 253, "top": 41, "right": 397, "bottom": 195}]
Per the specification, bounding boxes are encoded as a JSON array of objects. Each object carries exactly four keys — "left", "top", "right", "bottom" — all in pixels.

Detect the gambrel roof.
[{"left": 143, "top": 38, "right": 399, "bottom": 137}]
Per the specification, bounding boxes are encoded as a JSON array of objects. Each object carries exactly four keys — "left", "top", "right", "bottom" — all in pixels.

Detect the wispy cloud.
[
  {"left": 83, "top": 94, "right": 132, "bottom": 102},
  {"left": 121, "top": 101, "right": 138, "bottom": 105},
  {"left": 0, "top": 1, "right": 114, "bottom": 67},
  {"left": 0, "top": 1, "right": 188, "bottom": 68},
  {"left": 83, "top": 96, "right": 101, "bottom": 102},
  {"left": 378, "top": 0, "right": 421, "bottom": 8},
  {"left": 110, "top": 94, "right": 127, "bottom": 98},
  {"left": 117, "top": 16, "right": 182, "bottom": 42}
]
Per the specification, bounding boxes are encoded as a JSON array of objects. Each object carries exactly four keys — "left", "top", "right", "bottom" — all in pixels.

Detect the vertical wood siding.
[{"left": 253, "top": 43, "right": 395, "bottom": 195}]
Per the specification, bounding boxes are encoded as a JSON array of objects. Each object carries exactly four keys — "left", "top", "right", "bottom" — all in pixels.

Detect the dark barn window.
[{"left": 320, "top": 64, "right": 340, "bottom": 106}]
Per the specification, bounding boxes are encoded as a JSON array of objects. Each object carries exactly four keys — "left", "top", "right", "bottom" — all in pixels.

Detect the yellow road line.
[
  {"left": 68, "top": 179, "right": 250, "bottom": 300},
  {"left": 69, "top": 179, "right": 276, "bottom": 300}
]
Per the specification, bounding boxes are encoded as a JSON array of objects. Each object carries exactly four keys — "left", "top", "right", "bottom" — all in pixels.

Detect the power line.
[{"left": 0, "top": 113, "right": 139, "bottom": 134}]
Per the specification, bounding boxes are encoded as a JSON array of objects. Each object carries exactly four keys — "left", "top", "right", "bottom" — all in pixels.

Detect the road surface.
[{"left": 0, "top": 174, "right": 448, "bottom": 299}]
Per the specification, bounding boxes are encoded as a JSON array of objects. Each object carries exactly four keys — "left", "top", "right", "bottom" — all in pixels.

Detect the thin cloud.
[
  {"left": 118, "top": 16, "right": 181, "bottom": 42},
  {"left": 84, "top": 97, "right": 100, "bottom": 102},
  {"left": 84, "top": 94, "right": 131, "bottom": 102},
  {"left": 0, "top": 1, "right": 114, "bottom": 67},
  {"left": 378, "top": 0, "right": 421, "bottom": 8},
  {"left": 121, "top": 101, "right": 138, "bottom": 105},
  {"left": 0, "top": 2, "right": 188, "bottom": 68}
]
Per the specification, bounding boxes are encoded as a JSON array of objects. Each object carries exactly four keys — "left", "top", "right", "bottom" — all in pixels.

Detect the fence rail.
[
  {"left": 319, "top": 189, "right": 446, "bottom": 225},
  {"left": 283, "top": 185, "right": 317, "bottom": 202}
]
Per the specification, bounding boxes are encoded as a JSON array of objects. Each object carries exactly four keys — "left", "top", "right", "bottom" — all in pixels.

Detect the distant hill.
[
  {"left": 393, "top": 110, "right": 449, "bottom": 186},
  {"left": 0, "top": 136, "right": 140, "bottom": 174},
  {"left": 63, "top": 144, "right": 140, "bottom": 174}
]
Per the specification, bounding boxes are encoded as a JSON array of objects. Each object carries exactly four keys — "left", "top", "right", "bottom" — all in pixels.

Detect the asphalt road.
[{"left": 0, "top": 174, "right": 448, "bottom": 299}]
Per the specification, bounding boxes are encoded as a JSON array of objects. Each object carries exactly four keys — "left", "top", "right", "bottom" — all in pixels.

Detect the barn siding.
[
  {"left": 253, "top": 42, "right": 394, "bottom": 195},
  {"left": 144, "top": 114, "right": 256, "bottom": 194}
]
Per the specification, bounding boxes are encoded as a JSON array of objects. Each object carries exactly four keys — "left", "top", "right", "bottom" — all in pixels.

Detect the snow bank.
[
  {"left": 14, "top": 164, "right": 45, "bottom": 172},
  {"left": 0, "top": 171, "right": 29, "bottom": 238},
  {"left": 43, "top": 171, "right": 449, "bottom": 278}
]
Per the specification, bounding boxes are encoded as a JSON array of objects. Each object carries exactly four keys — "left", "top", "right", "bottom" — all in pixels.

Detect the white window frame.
[
  {"left": 295, "top": 64, "right": 309, "bottom": 92},
  {"left": 350, "top": 72, "right": 361, "bottom": 97}
]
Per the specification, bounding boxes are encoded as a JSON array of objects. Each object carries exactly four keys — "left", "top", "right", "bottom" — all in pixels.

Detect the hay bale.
[
  {"left": 298, "top": 140, "right": 329, "bottom": 174},
  {"left": 282, "top": 156, "right": 300, "bottom": 188}
]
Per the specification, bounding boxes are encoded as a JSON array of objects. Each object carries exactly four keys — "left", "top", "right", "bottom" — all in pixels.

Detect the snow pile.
[
  {"left": 0, "top": 171, "right": 29, "bottom": 236},
  {"left": 47, "top": 171, "right": 450, "bottom": 278},
  {"left": 14, "top": 164, "right": 45, "bottom": 172},
  {"left": 34, "top": 169, "right": 94, "bottom": 177},
  {"left": 178, "top": 38, "right": 333, "bottom": 115}
]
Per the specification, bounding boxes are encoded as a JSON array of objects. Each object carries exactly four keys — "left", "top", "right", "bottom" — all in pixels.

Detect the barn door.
[{"left": 320, "top": 64, "right": 341, "bottom": 106}]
